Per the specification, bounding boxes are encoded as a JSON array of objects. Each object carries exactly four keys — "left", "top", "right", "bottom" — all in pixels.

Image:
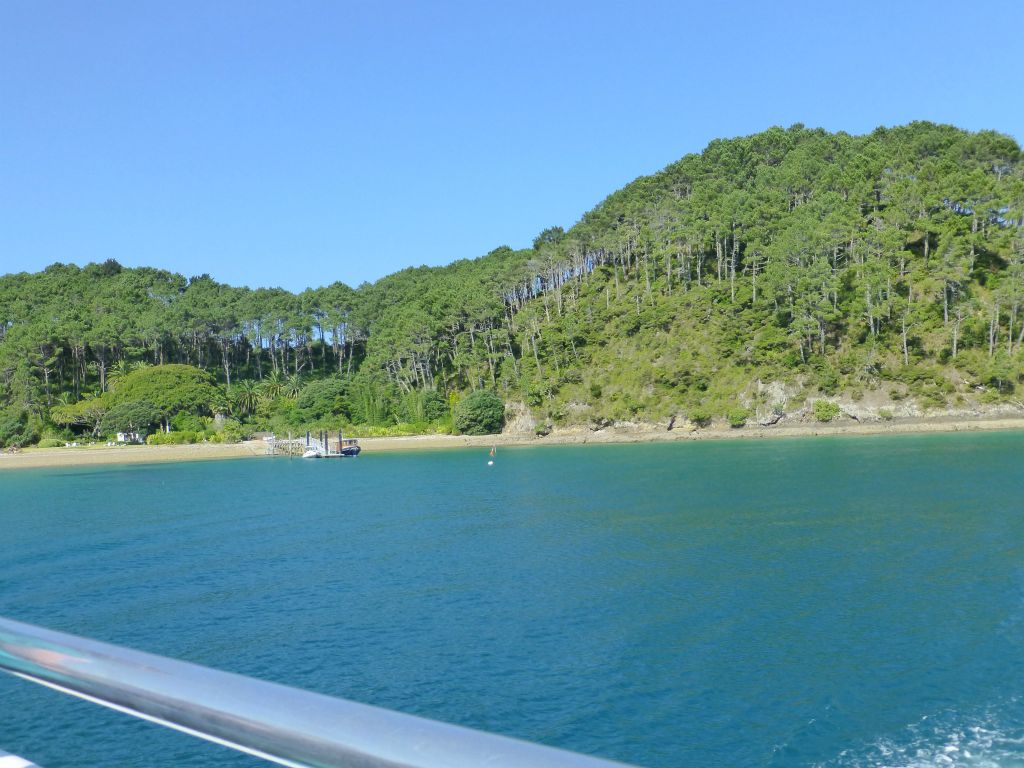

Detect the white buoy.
[{"left": 488, "top": 460, "right": 494, "bottom": 466}]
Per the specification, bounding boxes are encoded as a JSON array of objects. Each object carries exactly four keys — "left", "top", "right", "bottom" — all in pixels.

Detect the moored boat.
[{"left": 337, "top": 438, "right": 360, "bottom": 457}]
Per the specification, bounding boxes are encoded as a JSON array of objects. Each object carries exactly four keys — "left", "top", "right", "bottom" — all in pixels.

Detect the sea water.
[{"left": 2, "top": 432, "right": 1024, "bottom": 768}]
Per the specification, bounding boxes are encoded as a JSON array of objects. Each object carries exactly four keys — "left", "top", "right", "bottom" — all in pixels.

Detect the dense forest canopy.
[{"left": 1, "top": 122, "right": 1022, "bottom": 447}]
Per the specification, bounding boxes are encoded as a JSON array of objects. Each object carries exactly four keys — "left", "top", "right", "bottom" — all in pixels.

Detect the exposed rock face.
[
  {"left": 502, "top": 401, "right": 536, "bottom": 434},
  {"left": 516, "top": 382, "right": 1024, "bottom": 436},
  {"left": 610, "top": 421, "right": 661, "bottom": 432},
  {"left": 833, "top": 393, "right": 1024, "bottom": 422},
  {"left": 751, "top": 380, "right": 798, "bottom": 425}
]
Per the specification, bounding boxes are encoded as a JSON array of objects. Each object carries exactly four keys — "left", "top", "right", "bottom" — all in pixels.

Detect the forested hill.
[{"left": 2, "top": 122, "right": 1023, "bottom": 446}]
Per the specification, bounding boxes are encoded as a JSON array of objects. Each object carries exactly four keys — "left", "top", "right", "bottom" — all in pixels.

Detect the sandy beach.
[
  {"left": 2, "top": 414, "right": 1024, "bottom": 471},
  {"left": 0, "top": 440, "right": 267, "bottom": 471}
]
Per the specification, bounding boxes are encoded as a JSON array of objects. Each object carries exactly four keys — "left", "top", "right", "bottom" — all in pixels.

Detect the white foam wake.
[{"left": 820, "top": 704, "right": 1024, "bottom": 768}]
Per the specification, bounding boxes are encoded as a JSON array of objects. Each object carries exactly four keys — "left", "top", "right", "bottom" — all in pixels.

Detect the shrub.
[
  {"left": 41, "top": 426, "right": 73, "bottom": 441},
  {"left": 526, "top": 383, "right": 546, "bottom": 406},
  {"left": 343, "top": 422, "right": 448, "bottom": 438},
  {"left": 220, "top": 419, "right": 250, "bottom": 443},
  {"left": 422, "top": 390, "right": 449, "bottom": 421},
  {"left": 560, "top": 369, "right": 583, "bottom": 384},
  {"left": 813, "top": 400, "right": 842, "bottom": 422},
  {"left": 687, "top": 407, "right": 712, "bottom": 427},
  {"left": 267, "top": 398, "right": 300, "bottom": 430},
  {"left": 171, "top": 412, "right": 206, "bottom": 433},
  {"left": 726, "top": 407, "right": 749, "bottom": 428},
  {"left": 453, "top": 390, "right": 505, "bottom": 435},
  {"left": 919, "top": 393, "right": 947, "bottom": 410},
  {"left": 37, "top": 438, "right": 66, "bottom": 448},
  {"left": 878, "top": 408, "right": 893, "bottom": 421},
  {"left": 146, "top": 431, "right": 201, "bottom": 445},
  {"left": 394, "top": 390, "right": 450, "bottom": 424},
  {"left": 0, "top": 407, "right": 39, "bottom": 448},
  {"left": 816, "top": 367, "right": 840, "bottom": 395}
]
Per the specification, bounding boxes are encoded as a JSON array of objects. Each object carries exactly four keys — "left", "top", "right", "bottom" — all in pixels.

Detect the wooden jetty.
[{"left": 265, "top": 431, "right": 361, "bottom": 458}]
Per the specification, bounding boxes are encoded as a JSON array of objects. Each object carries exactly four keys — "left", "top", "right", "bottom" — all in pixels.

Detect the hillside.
[{"left": 1, "top": 122, "right": 1022, "bottom": 446}]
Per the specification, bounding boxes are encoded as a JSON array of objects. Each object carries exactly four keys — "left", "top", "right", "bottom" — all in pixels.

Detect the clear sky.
[{"left": 2, "top": 1, "right": 1022, "bottom": 293}]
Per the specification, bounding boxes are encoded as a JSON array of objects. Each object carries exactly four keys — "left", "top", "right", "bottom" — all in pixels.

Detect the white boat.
[{"left": 302, "top": 449, "right": 322, "bottom": 459}]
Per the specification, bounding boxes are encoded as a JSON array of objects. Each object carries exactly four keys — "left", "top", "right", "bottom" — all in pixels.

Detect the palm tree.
[
  {"left": 234, "top": 379, "right": 261, "bottom": 416},
  {"left": 49, "top": 392, "right": 78, "bottom": 428},
  {"left": 107, "top": 360, "right": 131, "bottom": 390},
  {"left": 285, "top": 373, "right": 303, "bottom": 399},
  {"left": 260, "top": 370, "right": 284, "bottom": 400}
]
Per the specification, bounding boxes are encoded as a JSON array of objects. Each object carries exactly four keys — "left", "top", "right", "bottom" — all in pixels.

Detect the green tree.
[
  {"left": 423, "top": 390, "right": 449, "bottom": 421},
  {"left": 0, "top": 406, "right": 39, "bottom": 448},
  {"left": 294, "top": 377, "right": 350, "bottom": 423},
  {"left": 112, "top": 364, "right": 226, "bottom": 431},
  {"left": 453, "top": 390, "right": 505, "bottom": 435},
  {"left": 233, "top": 379, "right": 262, "bottom": 417},
  {"left": 100, "top": 400, "right": 162, "bottom": 436}
]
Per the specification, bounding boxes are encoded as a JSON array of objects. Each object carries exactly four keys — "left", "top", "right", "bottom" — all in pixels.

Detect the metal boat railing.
[
  {"left": 0, "top": 616, "right": 636, "bottom": 768},
  {"left": 0, "top": 750, "right": 41, "bottom": 768}
]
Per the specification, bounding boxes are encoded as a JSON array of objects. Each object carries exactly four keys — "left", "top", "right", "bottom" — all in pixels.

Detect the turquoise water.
[{"left": 2, "top": 433, "right": 1024, "bottom": 768}]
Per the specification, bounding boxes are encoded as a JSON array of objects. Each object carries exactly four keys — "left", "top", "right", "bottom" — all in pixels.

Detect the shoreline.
[
  {"left": 359, "top": 413, "right": 1024, "bottom": 452},
  {"left": 0, "top": 440, "right": 266, "bottom": 471},
  {"left": 2, "top": 414, "right": 1024, "bottom": 471}
]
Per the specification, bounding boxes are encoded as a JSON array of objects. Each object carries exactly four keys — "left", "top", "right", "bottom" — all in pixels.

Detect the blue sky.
[{"left": 2, "top": 0, "right": 1021, "bottom": 292}]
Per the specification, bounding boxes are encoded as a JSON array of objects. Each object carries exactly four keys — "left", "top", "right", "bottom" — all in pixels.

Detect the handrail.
[{"left": 0, "top": 617, "right": 636, "bottom": 768}]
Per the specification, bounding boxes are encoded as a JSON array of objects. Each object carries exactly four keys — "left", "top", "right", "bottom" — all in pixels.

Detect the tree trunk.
[
  {"left": 1008, "top": 304, "right": 1017, "bottom": 356},
  {"left": 988, "top": 302, "right": 1000, "bottom": 357},
  {"left": 952, "top": 310, "right": 961, "bottom": 358},
  {"left": 221, "top": 342, "right": 232, "bottom": 390},
  {"left": 901, "top": 315, "right": 910, "bottom": 365}
]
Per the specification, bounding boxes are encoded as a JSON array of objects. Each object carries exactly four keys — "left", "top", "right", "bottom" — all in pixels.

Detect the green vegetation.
[
  {"left": 453, "top": 390, "right": 505, "bottom": 435},
  {"left": 0, "top": 406, "right": 39, "bottom": 448},
  {"left": 99, "top": 400, "right": 162, "bottom": 435},
  {"left": 687, "top": 407, "right": 713, "bottom": 428},
  {"left": 727, "top": 407, "right": 750, "bottom": 428},
  {"left": 813, "top": 400, "right": 842, "bottom": 422},
  {"left": 294, "top": 377, "right": 350, "bottom": 423},
  {"left": 1, "top": 122, "right": 1022, "bottom": 447}
]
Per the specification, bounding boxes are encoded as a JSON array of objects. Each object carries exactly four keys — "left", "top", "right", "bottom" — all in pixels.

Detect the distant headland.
[{"left": 1, "top": 122, "right": 1022, "bottom": 453}]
